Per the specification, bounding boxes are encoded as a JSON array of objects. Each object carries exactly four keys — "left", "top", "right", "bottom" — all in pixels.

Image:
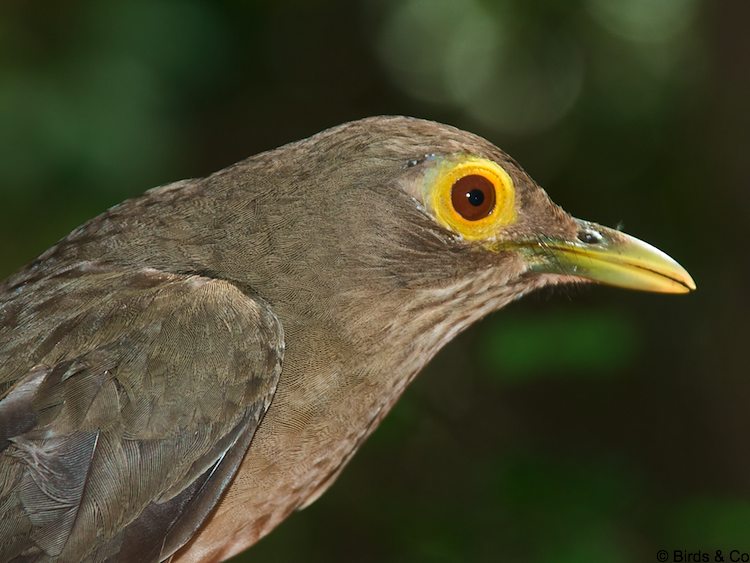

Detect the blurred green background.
[{"left": 1, "top": 0, "right": 748, "bottom": 561}]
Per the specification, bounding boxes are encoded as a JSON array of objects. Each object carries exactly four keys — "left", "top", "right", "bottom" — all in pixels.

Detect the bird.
[{"left": 0, "top": 116, "right": 695, "bottom": 562}]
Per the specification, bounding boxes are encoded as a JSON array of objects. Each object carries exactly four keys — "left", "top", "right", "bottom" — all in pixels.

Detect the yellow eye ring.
[{"left": 428, "top": 157, "right": 516, "bottom": 241}]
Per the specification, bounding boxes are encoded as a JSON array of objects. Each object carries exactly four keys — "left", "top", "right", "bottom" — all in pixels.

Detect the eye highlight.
[{"left": 427, "top": 156, "right": 516, "bottom": 241}]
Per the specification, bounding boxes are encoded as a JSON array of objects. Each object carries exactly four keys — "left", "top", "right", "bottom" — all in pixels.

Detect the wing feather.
[{"left": 0, "top": 267, "right": 283, "bottom": 562}]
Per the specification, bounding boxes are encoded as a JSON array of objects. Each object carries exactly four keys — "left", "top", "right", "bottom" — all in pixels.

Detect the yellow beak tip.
[{"left": 521, "top": 220, "right": 697, "bottom": 296}]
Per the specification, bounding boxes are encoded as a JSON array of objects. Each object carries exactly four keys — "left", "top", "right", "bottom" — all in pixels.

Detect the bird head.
[
  {"left": 211, "top": 116, "right": 694, "bottom": 350},
  {"left": 276, "top": 116, "right": 694, "bottom": 303}
]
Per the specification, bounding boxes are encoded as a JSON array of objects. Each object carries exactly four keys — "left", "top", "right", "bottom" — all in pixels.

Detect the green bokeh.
[{"left": 479, "top": 310, "right": 638, "bottom": 381}]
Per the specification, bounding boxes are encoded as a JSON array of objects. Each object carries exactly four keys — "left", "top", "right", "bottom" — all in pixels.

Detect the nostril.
[{"left": 577, "top": 229, "right": 603, "bottom": 245}]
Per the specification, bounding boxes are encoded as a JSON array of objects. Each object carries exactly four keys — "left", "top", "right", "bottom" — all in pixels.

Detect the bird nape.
[{"left": 0, "top": 116, "right": 694, "bottom": 562}]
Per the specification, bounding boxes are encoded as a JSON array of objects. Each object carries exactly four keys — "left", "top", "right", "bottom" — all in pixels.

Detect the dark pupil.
[{"left": 466, "top": 189, "right": 484, "bottom": 207}]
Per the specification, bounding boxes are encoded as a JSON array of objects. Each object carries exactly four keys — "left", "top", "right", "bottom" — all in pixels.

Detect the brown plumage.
[{"left": 0, "top": 117, "right": 694, "bottom": 562}]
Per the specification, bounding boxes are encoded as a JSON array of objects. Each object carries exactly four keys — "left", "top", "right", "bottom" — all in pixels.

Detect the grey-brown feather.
[{"left": 0, "top": 269, "right": 283, "bottom": 561}]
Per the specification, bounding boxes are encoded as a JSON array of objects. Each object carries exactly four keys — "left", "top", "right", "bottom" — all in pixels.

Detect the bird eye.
[
  {"left": 427, "top": 156, "right": 517, "bottom": 241},
  {"left": 450, "top": 174, "right": 496, "bottom": 221}
]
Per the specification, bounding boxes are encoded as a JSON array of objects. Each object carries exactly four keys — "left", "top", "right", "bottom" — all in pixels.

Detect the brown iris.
[{"left": 450, "top": 174, "right": 496, "bottom": 221}]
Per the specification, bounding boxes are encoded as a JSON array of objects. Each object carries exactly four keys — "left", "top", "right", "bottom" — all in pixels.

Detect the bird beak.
[{"left": 515, "top": 219, "right": 696, "bottom": 294}]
